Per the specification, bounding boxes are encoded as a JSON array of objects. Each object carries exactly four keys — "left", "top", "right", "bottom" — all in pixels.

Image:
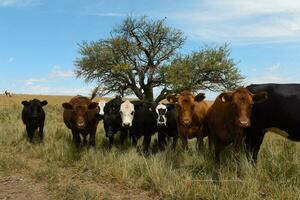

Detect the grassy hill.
[{"left": 0, "top": 94, "right": 299, "bottom": 199}]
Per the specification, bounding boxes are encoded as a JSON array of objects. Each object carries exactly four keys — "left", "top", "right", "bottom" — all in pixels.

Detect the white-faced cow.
[
  {"left": 155, "top": 103, "right": 178, "bottom": 150},
  {"left": 119, "top": 100, "right": 157, "bottom": 154},
  {"left": 98, "top": 100, "right": 106, "bottom": 120}
]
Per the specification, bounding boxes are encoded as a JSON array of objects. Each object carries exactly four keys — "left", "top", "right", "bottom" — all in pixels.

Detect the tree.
[
  {"left": 163, "top": 44, "right": 244, "bottom": 93},
  {"left": 75, "top": 16, "right": 185, "bottom": 102},
  {"left": 75, "top": 16, "right": 244, "bottom": 102}
]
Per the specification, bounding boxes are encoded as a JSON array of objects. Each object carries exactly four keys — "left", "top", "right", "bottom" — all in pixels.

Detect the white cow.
[
  {"left": 98, "top": 100, "right": 106, "bottom": 117},
  {"left": 120, "top": 100, "right": 135, "bottom": 128}
]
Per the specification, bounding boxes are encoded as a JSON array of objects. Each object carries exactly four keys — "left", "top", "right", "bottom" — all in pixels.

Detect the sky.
[{"left": 1, "top": 0, "right": 300, "bottom": 99}]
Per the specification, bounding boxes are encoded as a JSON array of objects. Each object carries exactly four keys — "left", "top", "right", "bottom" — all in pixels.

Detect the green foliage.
[{"left": 164, "top": 44, "right": 244, "bottom": 92}]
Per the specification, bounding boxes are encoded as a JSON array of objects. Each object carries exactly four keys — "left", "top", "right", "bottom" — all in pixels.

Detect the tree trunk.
[{"left": 143, "top": 86, "right": 154, "bottom": 102}]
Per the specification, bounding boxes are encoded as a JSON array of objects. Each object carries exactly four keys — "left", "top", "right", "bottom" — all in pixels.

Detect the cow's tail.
[{"left": 90, "top": 86, "right": 99, "bottom": 100}]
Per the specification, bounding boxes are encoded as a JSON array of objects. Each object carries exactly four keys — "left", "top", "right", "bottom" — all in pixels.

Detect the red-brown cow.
[
  {"left": 62, "top": 88, "right": 100, "bottom": 148},
  {"left": 204, "top": 88, "right": 267, "bottom": 164},
  {"left": 168, "top": 90, "right": 209, "bottom": 150}
]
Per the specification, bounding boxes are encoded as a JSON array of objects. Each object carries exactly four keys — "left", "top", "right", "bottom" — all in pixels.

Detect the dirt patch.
[{"left": 0, "top": 173, "right": 51, "bottom": 200}]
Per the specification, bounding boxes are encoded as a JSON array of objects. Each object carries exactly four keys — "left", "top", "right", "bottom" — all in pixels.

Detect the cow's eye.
[
  {"left": 119, "top": 110, "right": 122, "bottom": 114},
  {"left": 131, "top": 111, "right": 134, "bottom": 115}
]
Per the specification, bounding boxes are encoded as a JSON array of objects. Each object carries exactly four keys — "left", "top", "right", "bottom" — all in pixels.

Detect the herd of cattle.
[{"left": 21, "top": 84, "right": 300, "bottom": 166}]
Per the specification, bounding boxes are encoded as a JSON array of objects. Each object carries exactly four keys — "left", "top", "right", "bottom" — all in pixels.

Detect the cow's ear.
[
  {"left": 88, "top": 102, "right": 99, "bottom": 109},
  {"left": 41, "top": 100, "right": 48, "bottom": 106},
  {"left": 195, "top": 93, "right": 205, "bottom": 102},
  {"left": 22, "top": 101, "right": 29, "bottom": 106},
  {"left": 219, "top": 92, "right": 232, "bottom": 103},
  {"left": 62, "top": 103, "right": 72, "bottom": 110},
  {"left": 167, "top": 94, "right": 178, "bottom": 103},
  {"left": 253, "top": 91, "right": 268, "bottom": 104}
]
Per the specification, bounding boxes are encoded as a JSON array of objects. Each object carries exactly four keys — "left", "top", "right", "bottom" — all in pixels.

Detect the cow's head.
[
  {"left": 62, "top": 100, "right": 98, "bottom": 130},
  {"left": 98, "top": 100, "right": 106, "bottom": 117},
  {"left": 220, "top": 88, "right": 268, "bottom": 128},
  {"left": 120, "top": 100, "right": 135, "bottom": 128},
  {"left": 167, "top": 90, "right": 205, "bottom": 126},
  {"left": 155, "top": 103, "right": 168, "bottom": 127},
  {"left": 22, "top": 99, "right": 48, "bottom": 118}
]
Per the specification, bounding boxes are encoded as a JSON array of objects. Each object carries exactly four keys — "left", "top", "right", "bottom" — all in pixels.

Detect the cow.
[
  {"left": 167, "top": 90, "right": 208, "bottom": 151},
  {"left": 204, "top": 88, "right": 267, "bottom": 166},
  {"left": 21, "top": 99, "right": 48, "bottom": 142},
  {"left": 4, "top": 90, "right": 12, "bottom": 97},
  {"left": 98, "top": 100, "right": 106, "bottom": 120},
  {"left": 62, "top": 88, "right": 100, "bottom": 148},
  {"left": 103, "top": 96, "right": 127, "bottom": 146},
  {"left": 245, "top": 84, "right": 300, "bottom": 162},
  {"left": 155, "top": 103, "right": 178, "bottom": 150},
  {"left": 119, "top": 100, "right": 157, "bottom": 154}
]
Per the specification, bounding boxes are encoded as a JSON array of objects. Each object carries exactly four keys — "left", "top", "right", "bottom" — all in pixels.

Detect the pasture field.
[{"left": 0, "top": 94, "right": 299, "bottom": 200}]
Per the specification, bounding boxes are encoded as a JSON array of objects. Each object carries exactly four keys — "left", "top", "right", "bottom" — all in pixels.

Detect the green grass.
[{"left": 0, "top": 94, "right": 299, "bottom": 199}]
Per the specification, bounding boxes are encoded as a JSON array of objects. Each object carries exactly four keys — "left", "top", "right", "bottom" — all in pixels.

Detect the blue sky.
[{"left": 1, "top": 0, "right": 300, "bottom": 99}]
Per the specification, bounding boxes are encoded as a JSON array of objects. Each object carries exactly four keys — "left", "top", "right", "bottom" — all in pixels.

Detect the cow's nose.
[
  {"left": 183, "top": 119, "right": 191, "bottom": 125},
  {"left": 239, "top": 120, "right": 250, "bottom": 127},
  {"left": 123, "top": 123, "right": 131, "bottom": 128}
]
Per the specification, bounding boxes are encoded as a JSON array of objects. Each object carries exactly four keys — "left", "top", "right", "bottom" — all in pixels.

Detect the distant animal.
[
  {"left": 119, "top": 100, "right": 157, "bottom": 154},
  {"left": 245, "top": 84, "right": 300, "bottom": 162},
  {"left": 155, "top": 103, "right": 178, "bottom": 150},
  {"left": 167, "top": 90, "right": 208, "bottom": 151},
  {"left": 204, "top": 88, "right": 267, "bottom": 165},
  {"left": 21, "top": 99, "right": 48, "bottom": 142},
  {"left": 103, "top": 96, "right": 127, "bottom": 146},
  {"left": 62, "top": 88, "right": 100, "bottom": 148},
  {"left": 98, "top": 100, "right": 106, "bottom": 120},
  {"left": 4, "top": 90, "right": 12, "bottom": 97}
]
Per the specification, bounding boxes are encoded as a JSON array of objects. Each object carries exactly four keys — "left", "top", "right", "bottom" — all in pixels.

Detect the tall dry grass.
[{"left": 0, "top": 94, "right": 299, "bottom": 199}]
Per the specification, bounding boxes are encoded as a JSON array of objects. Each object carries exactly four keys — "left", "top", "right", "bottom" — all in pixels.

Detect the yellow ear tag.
[{"left": 221, "top": 96, "right": 226, "bottom": 103}]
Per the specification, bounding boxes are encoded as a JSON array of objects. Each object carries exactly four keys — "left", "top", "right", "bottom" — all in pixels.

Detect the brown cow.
[
  {"left": 62, "top": 88, "right": 100, "bottom": 148},
  {"left": 168, "top": 90, "right": 209, "bottom": 151},
  {"left": 204, "top": 88, "right": 267, "bottom": 165}
]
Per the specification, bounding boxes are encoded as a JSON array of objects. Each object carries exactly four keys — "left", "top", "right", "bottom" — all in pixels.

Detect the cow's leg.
[
  {"left": 38, "top": 124, "right": 44, "bottom": 141},
  {"left": 108, "top": 135, "right": 114, "bottom": 148},
  {"left": 143, "top": 133, "right": 151, "bottom": 155},
  {"left": 72, "top": 130, "right": 81, "bottom": 148},
  {"left": 89, "top": 128, "right": 96, "bottom": 147},
  {"left": 120, "top": 130, "right": 126, "bottom": 145},
  {"left": 158, "top": 131, "right": 166, "bottom": 151},
  {"left": 172, "top": 135, "right": 178, "bottom": 150},
  {"left": 26, "top": 126, "right": 35, "bottom": 143},
  {"left": 245, "top": 128, "right": 265, "bottom": 163},
  {"left": 196, "top": 132, "right": 204, "bottom": 152},
  {"left": 130, "top": 130, "right": 138, "bottom": 147},
  {"left": 83, "top": 135, "right": 87, "bottom": 146},
  {"left": 180, "top": 135, "right": 188, "bottom": 151}
]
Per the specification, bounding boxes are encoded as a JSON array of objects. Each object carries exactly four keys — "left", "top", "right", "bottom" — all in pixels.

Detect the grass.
[{"left": 0, "top": 94, "right": 299, "bottom": 199}]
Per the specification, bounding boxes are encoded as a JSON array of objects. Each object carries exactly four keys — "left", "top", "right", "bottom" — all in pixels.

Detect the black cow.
[
  {"left": 103, "top": 96, "right": 127, "bottom": 146},
  {"left": 120, "top": 101, "right": 157, "bottom": 154},
  {"left": 246, "top": 83, "right": 300, "bottom": 162},
  {"left": 155, "top": 103, "right": 178, "bottom": 150},
  {"left": 21, "top": 99, "right": 48, "bottom": 142}
]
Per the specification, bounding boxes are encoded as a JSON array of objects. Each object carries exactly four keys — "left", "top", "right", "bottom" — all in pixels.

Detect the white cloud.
[
  {"left": 246, "top": 63, "right": 298, "bottom": 84},
  {"left": 23, "top": 78, "right": 48, "bottom": 86},
  {"left": 164, "top": 0, "right": 300, "bottom": 44},
  {"left": 7, "top": 57, "right": 14, "bottom": 63},
  {"left": 49, "top": 65, "right": 74, "bottom": 78},
  {"left": 0, "top": 0, "right": 41, "bottom": 7},
  {"left": 265, "top": 63, "right": 280, "bottom": 73}
]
